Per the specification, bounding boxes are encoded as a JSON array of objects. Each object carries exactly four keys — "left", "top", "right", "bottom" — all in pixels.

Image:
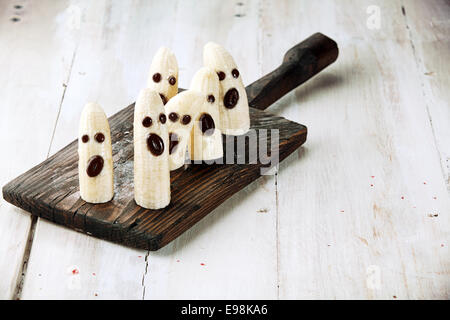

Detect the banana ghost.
[
  {"left": 134, "top": 89, "right": 170, "bottom": 209},
  {"left": 165, "top": 90, "right": 202, "bottom": 170},
  {"left": 78, "top": 102, "right": 114, "bottom": 203},
  {"left": 203, "top": 42, "right": 250, "bottom": 135},
  {"left": 147, "top": 47, "right": 179, "bottom": 106},
  {"left": 189, "top": 67, "right": 223, "bottom": 161}
]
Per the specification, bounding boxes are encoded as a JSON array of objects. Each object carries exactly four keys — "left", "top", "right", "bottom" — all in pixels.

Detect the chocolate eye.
[
  {"left": 142, "top": 116, "right": 152, "bottom": 127},
  {"left": 152, "top": 73, "right": 161, "bottom": 83},
  {"left": 181, "top": 115, "right": 191, "bottom": 125},
  {"left": 81, "top": 135, "right": 89, "bottom": 143},
  {"left": 232, "top": 68, "right": 239, "bottom": 78},
  {"left": 159, "top": 93, "right": 167, "bottom": 105},
  {"left": 169, "top": 112, "right": 179, "bottom": 122},
  {"left": 217, "top": 71, "right": 226, "bottom": 81},
  {"left": 94, "top": 133, "right": 105, "bottom": 143},
  {"left": 207, "top": 95, "right": 215, "bottom": 103},
  {"left": 168, "top": 76, "right": 176, "bottom": 86},
  {"left": 159, "top": 113, "right": 166, "bottom": 124}
]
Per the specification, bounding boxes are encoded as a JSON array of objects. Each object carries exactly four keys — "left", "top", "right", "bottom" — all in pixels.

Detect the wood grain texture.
[
  {"left": 20, "top": 0, "right": 282, "bottom": 299},
  {"left": 263, "top": 0, "right": 449, "bottom": 299},
  {"left": 401, "top": 0, "right": 450, "bottom": 191},
  {"left": 0, "top": 0, "right": 78, "bottom": 299},
  {"left": 246, "top": 33, "right": 338, "bottom": 110},
  {"left": 20, "top": 0, "right": 182, "bottom": 299},
  {"left": 6, "top": 1, "right": 342, "bottom": 298},
  {"left": 1, "top": 0, "right": 448, "bottom": 300},
  {"left": 144, "top": 0, "right": 279, "bottom": 299},
  {"left": 2, "top": 103, "right": 307, "bottom": 250},
  {"left": 1, "top": 2, "right": 338, "bottom": 255}
]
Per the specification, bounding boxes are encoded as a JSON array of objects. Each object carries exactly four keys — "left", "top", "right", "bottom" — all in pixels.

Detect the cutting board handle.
[{"left": 245, "top": 33, "right": 338, "bottom": 110}]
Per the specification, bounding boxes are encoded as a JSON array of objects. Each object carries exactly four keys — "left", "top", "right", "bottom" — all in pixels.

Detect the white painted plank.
[
  {"left": 401, "top": 0, "right": 450, "bottom": 190},
  {"left": 20, "top": 0, "right": 180, "bottom": 299},
  {"left": 263, "top": 0, "right": 449, "bottom": 299},
  {"left": 22, "top": 0, "right": 278, "bottom": 299},
  {"left": 143, "top": 0, "right": 278, "bottom": 299},
  {"left": 0, "top": 0, "right": 77, "bottom": 299},
  {"left": 12, "top": 0, "right": 449, "bottom": 299}
]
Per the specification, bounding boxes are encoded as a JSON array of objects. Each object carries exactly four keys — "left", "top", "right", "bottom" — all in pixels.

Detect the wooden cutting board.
[{"left": 2, "top": 33, "right": 338, "bottom": 251}]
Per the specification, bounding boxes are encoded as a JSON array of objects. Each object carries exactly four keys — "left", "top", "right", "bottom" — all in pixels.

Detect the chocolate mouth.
[
  {"left": 169, "top": 132, "right": 179, "bottom": 154},
  {"left": 147, "top": 133, "right": 165, "bottom": 156},
  {"left": 199, "top": 113, "right": 215, "bottom": 136},
  {"left": 86, "top": 155, "right": 104, "bottom": 177},
  {"left": 223, "top": 88, "right": 239, "bottom": 109}
]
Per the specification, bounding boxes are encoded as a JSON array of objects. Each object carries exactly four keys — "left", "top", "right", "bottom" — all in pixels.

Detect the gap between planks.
[
  {"left": 12, "top": 44, "right": 79, "bottom": 300},
  {"left": 255, "top": 0, "right": 281, "bottom": 299},
  {"left": 141, "top": 250, "right": 150, "bottom": 299},
  {"left": 400, "top": 1, "right": 448, "bottom": 190}
]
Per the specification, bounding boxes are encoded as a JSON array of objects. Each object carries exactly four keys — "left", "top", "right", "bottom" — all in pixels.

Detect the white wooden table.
[{"left": 0, "top": 0, "right": 448, "bottom": 300}]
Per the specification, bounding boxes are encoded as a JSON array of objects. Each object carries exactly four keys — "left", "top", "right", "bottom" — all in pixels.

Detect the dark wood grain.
[
  {"left": 2, "top": 106, "right": 306, "bottom": 250},
  {"left": 2, "top": 33, "right": 338, "bottom": 250},
  {"left": 246, "top": 33, "right": 338, "bottom": 110}
]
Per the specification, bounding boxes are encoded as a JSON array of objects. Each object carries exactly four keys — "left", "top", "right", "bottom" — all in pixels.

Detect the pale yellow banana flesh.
[
  {"left": 78, "top": 44, "right": 250, "bottom": 207},
  {"left": 134, "top": 89, "right": 171, "bottom": 209},
  {"left": 203, "top": 42, "right": 250, "bottom": 135},
  {"left": 147, "top": 47, "right": 178, "bottom": 105},
  {"left": 78, "top": 102, "right": 114, "bottom": 203},
  {"left": 189, "top": 67, "right": 223, "bottom": 161},
  {"left": 165, "top": 90, "right": 202, "bottom": 170}
]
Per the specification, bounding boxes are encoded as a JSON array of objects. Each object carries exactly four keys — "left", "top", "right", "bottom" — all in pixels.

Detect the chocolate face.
[
  {"left": 147, "top": 133, "right": 164, "bottom": 156},
  {"left": 232, "top": 68, "right": 239, "bottom": 78},
  {"left": 199, "top": 113, "right": 215, "bottom": 136},
  {"left": 207, "top": 95, "right": 215, "bottom": 103},
  {"left": 169, "top": 112, "right": 179, "bottom": 122},
  {"left": 181, "top": 115, "right": 191, "bottom": 125},
  {"left": 217, "top": 71, "right": 226, "bottom": 81},
  {"left": 81, "top": 135, "right": 89, "bottom": 143},
  {"left": 224, "top": 88, "right": 239, "bottom": 109},
  {"left": 86, "top": 155, "right": 104, "bottom": 177},
  {"left": 94, "top": 132, "right": 105, "bottom": 143},
  {"left": 168, "top": 76, "right": 176, "bottom": 85},
  {"left": 152, "top": 73, "right": 161, "bottom": 83},
  {"left": 142, "top": 116, "right": 152, "bottom": 127},
  {"left": 159, "top": 113, "right": 166, "bottom": 124},
  {"left": 159, "top": 93, "right": 167, "bottom": 105},
  {"left": 169, "top": 132, "right": 179, "bottom": 154}
]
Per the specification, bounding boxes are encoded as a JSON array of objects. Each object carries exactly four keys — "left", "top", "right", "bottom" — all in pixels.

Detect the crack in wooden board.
[{"left": 2, "top": 103, "right": 307, "bottom": 251}]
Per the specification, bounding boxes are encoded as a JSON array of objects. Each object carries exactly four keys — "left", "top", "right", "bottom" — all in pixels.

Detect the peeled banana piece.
[
  {"left": 188, "top": 67, "right": 223, "bottom": 161},
  {"left": 78, "top": 102, "right": 114, "bottom": 203},
  {"left": 203, "top": 42, "right": 250, "bottom": 135},
  {"left": 147, "top": 47, "right": 178, "bottom": 106},
  {"left": 165, "top": 90, "right": 202, "bottom": 170},
  {"left": 134, "top": 89, "right": 171, "bottom": 209}
]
